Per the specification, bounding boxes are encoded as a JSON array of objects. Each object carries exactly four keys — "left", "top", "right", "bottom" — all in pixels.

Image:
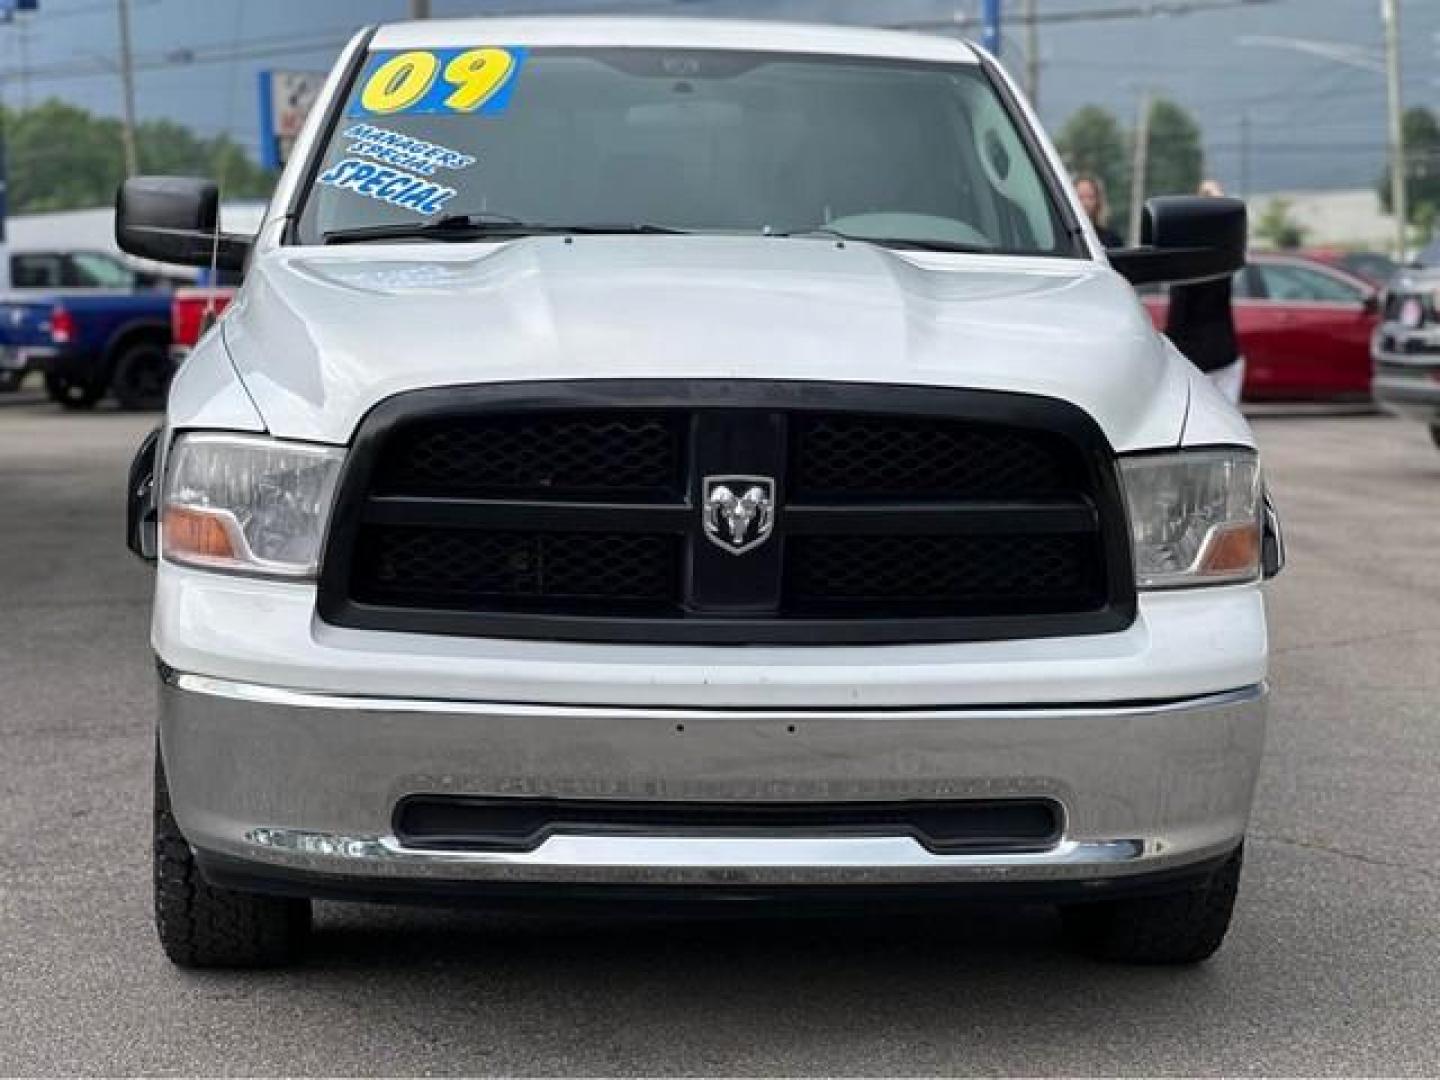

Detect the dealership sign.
[
  {"left": 258, "top": 70, "right": 327, "bottom": 171},
  {"left": 0, "top": 0, "right": 38, "bottom": 22}
]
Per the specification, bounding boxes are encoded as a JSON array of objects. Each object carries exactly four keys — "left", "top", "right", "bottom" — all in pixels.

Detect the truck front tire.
[
  {"left": 153, "top": 749, "right": 311, "bottom": 969},
  {"left": 1059, "top": 846, "right": 1243, "bottom": 964},
  {"left": 44, "top": 373, "right": 105, "bottom": 410}
]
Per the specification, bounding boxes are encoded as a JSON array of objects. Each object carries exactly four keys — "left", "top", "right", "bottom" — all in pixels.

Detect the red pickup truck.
[{"left": 170, "top": 287, "right": 236, "bottom": 364}]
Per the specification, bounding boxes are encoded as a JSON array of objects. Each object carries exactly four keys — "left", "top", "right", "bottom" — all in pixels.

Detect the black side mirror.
[
  {"left": 127, "top": 427, "right": 161, "bottom": 563},
  {"left": 1262, "top": 491, "right": 1284, "bottom": 580},
  {"left": 1109, "top": 196, "right": 1248, "bottom": 287},
  {"left": 115, "top": 177, "right": 252, "bottom": 274}
]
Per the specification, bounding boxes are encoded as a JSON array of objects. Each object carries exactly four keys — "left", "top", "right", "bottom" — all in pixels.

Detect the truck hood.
[{"left": 222, "top": 235, "right": 1190, "bottom": 450}]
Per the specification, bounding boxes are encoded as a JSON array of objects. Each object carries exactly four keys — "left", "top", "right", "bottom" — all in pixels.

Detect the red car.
[{"left": 1142, "top": 253, "right": 1379, "bottom": 401}]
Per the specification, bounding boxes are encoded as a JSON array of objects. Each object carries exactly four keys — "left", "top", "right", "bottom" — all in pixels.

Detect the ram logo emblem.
[{"left": 702, "top": 475, "right": 776, "bottom": 555}]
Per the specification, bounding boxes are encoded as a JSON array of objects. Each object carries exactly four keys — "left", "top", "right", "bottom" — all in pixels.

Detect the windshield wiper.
[
  {"left": 322, "top": 214, "right": 688, "bottom": 245},
  {"left": 775, "top": 229, "right": 996, "bottom": 255},
  {"left": 868, "top": 237, "right": 997, "bottom": 254}
]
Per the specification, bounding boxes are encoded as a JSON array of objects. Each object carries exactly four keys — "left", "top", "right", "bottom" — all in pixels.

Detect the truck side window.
[
  {"left": 64, "top": 253, "right": 138, "bottom": 290},
  {"left": 12, "top": 254, "right": 63, "bottom": 288}
]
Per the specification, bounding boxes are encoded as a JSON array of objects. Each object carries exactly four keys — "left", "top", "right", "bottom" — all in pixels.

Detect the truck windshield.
[{"left": 296, "top": 46, "right": 1075, "bottom": 256}]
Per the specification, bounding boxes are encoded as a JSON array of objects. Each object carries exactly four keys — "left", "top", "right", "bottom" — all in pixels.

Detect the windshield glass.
[{"left": 296, "top": 46, "right": 1075, "bottom": 256}]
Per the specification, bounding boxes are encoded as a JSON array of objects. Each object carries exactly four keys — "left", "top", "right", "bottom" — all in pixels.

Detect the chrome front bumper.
[
  {"left": 159, "top": 671, "right": 1266, "bottom": 890},
  {"left": 1372, "top": 343, "right": 1440, "bottom": 421}
]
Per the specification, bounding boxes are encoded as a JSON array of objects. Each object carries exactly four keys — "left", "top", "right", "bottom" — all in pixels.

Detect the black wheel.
[
  {"left": 153, "top": 746, "right": 311, "bottom": 969},
  {"left": 0, "top": 369, "right": 21, "bottom": 393},
  {"left": 1429, "top": 424, "right": 1440, "bottom": 450},
  {"left": 44, "top": 373, "right": 105, "bottom": 410},
  {"left": 112, "top": 341, "right": 172, "bottom": 411},
  {"left": 1059, "top": 846, "right": 1243, "bottom": 965}
]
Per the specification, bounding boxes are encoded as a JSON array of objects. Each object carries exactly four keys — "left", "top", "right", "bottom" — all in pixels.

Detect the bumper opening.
[{"left": 393, "top": 795, "right": 1064, "bottom": 855}]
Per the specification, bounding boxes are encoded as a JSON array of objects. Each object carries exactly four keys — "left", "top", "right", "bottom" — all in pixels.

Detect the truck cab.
[{"left": 120, "top": 17, "right": 1280, "bottom": 969}]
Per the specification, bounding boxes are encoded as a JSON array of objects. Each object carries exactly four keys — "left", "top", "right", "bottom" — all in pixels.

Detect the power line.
[
  {"left": 0, "top": 32, "right": 352, "bottom": 85},
  {"left": 12, "top": 0, "right": 158, "bottom": 20},
  {"left": 888, "top": 0, "right": 1286, "bottom": 32}
]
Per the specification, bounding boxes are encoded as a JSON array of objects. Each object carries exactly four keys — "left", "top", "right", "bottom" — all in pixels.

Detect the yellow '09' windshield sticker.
[{"left": 348, "top": 47, "right": 527, "bottom": 118}]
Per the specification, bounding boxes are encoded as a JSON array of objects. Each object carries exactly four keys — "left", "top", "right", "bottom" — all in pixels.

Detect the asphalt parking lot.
[{"left": 1, "top": 396, "right": 1437, "bottom": 1076}]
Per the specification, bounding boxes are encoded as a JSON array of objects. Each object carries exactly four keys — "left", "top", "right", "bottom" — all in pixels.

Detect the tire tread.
[
  {"left": 153, "top": 751, "right": 311, "bottom": 968},
  {"left": 1061, "top": 846, "right": 1243, "bottom": 965}
]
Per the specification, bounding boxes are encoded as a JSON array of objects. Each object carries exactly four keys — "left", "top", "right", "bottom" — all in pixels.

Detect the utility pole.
[
  {"left": 1023, "top": 0, "right": 1040, "bottom": 107},
  {"left": 18, "top": 18, "right": 30, "bottom": 107},
  {"left": 1128, "top": 89, "right": 1153, "bottom": 245},
  {"left": 1381, "top": 0, "right": 1407, "bottom": 259},
  {"left": 2, "top": 0, "right": 44, "bottom": 293},
  {"left": 115, "top": 0, "right": 139, "bottom": 177},
  {"left": 1239, "top": 109, "right": 1250, "bottom": 199},
  {"left": 409, "top": 0, "right": 431, "bottom": 17}
]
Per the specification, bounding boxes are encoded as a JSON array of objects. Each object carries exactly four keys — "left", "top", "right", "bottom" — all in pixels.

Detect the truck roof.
[{"left": 369, "top": 17, "right": 981, "bottom": 65}]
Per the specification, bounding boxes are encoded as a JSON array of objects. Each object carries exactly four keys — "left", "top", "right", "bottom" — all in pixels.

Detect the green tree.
[
  {"left": 1378, "top": 106, "right": 1440, "bottom": 242},
  {"left": 0, "top": 99, "right": 274, "bottom": 215},
  {"left": 1254, "top": 198, "right": 1307, "bottom": 250},
  {"left": 1056, "top": 104, "right": 1130, "bottom": 229},
  {"left": 1057, "top": 99, "right": 1206, "bottom": 236},
  {"left": 1141, "top": 98, "right": 1205, "bottom": 204}
]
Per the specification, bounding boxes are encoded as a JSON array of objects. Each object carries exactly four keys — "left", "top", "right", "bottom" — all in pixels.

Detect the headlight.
[
  {"left": 161, "top": 433, "right": 345, "bottom": 578},
  {"left": 1120, "top": 449, "right": 1262, "bottom": 589}
]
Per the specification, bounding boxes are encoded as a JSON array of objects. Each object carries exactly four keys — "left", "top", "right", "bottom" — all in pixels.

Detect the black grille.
[
  {"left": 375, "top": 412, "right": 684, "bottom": 499},
  {"left": 788, "top": 534, "right": 1100, "bottom": 615},
  {"left": 321, "top": 382, "right": 1134, "bottom": 644},
  {"left": 792, "top": 415, "right": 1074, "bottom": 500},
  {"left": 353, "top": 528, "right": 679, "bottom": 611}
]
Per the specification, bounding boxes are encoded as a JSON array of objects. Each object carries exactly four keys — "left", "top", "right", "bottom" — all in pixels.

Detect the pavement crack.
[
  {"left": 1271, "top": 623, "right": 1440, "bottom": 656},
  {"left": 1251, "top": 830, "right": 1440, "bottom": 881}
]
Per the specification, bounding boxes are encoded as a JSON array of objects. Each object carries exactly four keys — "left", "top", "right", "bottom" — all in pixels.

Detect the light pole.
[{"left": 1381, "top": 0, "right": 1407, "bottom": 259}]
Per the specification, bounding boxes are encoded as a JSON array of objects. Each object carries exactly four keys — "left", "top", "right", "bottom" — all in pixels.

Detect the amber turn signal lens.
[
  {"left": 162, "top": 506, "right": 239, "bottom": 563},
  {"left": 1197, "top": 522, "right": 1261, "bottom": 576}
]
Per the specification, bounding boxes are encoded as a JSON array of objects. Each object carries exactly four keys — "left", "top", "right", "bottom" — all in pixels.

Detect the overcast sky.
[{"left": 1, "top": 0, "right": 1435, "bottom": 196}]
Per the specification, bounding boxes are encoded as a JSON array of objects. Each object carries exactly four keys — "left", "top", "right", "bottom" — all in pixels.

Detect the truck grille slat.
[
  {"left": 376, "top": 412, "right": 685, "bottom": 499},
  {"left": 354, "top": 527, "right": 681, "bottom": 609},
  {"left": 319, "top": 382, "right": 1135, "bottom": 644},
  {"left": 792, "top": 414, "right": 1074, "bottom": 499},
  {"left": 787, "top": 534, "right": 1100, "bottom": 614}
]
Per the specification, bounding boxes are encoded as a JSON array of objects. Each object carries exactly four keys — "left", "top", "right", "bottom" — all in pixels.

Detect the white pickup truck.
[{"left": 120, "top": 17, "right": 1281, "bottom": 969}]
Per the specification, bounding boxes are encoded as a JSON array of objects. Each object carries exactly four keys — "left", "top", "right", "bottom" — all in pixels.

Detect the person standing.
[
  {"left": 1074, "top": 174, "right": 1123, "bottom": 248},
  {"left": 1165, "top": 179, "right": 1245, "bottom": 404}
]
